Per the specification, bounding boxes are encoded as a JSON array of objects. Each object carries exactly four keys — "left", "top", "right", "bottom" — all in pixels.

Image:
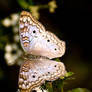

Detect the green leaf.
[
  {"left": 52, "top": 79, "right": 64, "bottom": 92},
  {"left": 55, "top": 58, "right": 61, "bottom": 62},
  {"left": 17, "top": 0, "right": 30, "bottom": 9},
  {"left": 65, "top": 72, "right": 74, "bottom": 77},
  {"left": 60, "top": 72, "right": 74, "bottom": 80},
  {"left": 45, "top": 82, "right": 53, "bottom": 92},
  {"left": 67, "top": 88, "right": 91, "bottom": 92}
]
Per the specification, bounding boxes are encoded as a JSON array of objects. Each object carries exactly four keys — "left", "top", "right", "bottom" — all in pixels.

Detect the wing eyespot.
[
  {"left": 47, "top": 39, "right": 50, "bottom": 42},
  {"left": 54, "top": 48, "right": 57, "bottom": 50},
  {"left": 54, "top": 65, "right": 57, "bottom": 67},
  {"left": 32, "top": 75, "right": 36, "bottom": 78},
  {"left": 33, "top": 30, "right": 36, "bottom": 33},
  {"left": 48, "top": 72, "right": 50, "bottom": 74}
]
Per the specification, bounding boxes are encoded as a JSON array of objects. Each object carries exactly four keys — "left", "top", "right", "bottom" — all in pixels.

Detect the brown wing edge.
[{"left": 20, "top": 11, "right": 46, "bottom": 32}]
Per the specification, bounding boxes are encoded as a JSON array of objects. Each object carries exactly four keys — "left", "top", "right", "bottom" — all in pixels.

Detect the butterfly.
[
  {"left": 19, "top": 11, "right": 65, "bottom": 59},
  {"left": 18, "top": 11, "right": 66, "bottom": 92}
]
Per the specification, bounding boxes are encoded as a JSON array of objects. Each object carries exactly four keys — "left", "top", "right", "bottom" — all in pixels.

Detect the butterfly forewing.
[
  {"left": 19, "top": 11, "right": 66, "bottom": 59},
  {"left": 19, "top": 11, "right": 46, "bottom": 52},
  {"left": 18, "top": 58, "right": 66, "bottom": 92}
]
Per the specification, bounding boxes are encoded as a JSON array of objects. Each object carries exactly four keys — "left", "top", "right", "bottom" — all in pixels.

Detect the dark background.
[{"left": 0, "top": 0, "right": 92, "bottom": 92}]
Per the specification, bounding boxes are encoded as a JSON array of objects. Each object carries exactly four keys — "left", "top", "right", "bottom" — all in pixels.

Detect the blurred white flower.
[
  {"left": 5, "top": 52, "right": 12, "bottom": 60},
  {"left": 11, "top": 14, "right": 19, "bottom": 21},
  {"left": 5, "top": 44, "right": 12, "bottom": 52},
  {"left": 11, "top": 14, "right": 19, "bottom": 25},
  {"left": 2, "top": 13, "right": 19, "bottom": 27},
  {"left": 13, "top": 54, "right": 19, "bottom": 61},
  {"left": 2, "top": 18, "right": 11, "bottom": 27},
  {"left": 5, "top": 52, "right": 15, "bottom": 65},
  {"left": 3, "top": 13, "right": 22, "bottom": 66},
  {"left": 17, "top": 50, "right": 22, "bottom": 56},
  {"left": 13, "top": 27, "right": 19, "bottom": 33},
  {"left": 11, "top": 19, "right": 18, "bottom": 26},
  {"left": 4, "top": 43, "right": 23, "bottom": 66},
  {"left": 12, "top": 43, "right": 18, "bottom": 50},
  {"left": 10, "top": 14, "right": 19, "bottom": 26},
  {"left": 14, "top": 34, "right": 20, "bottom": 42}
]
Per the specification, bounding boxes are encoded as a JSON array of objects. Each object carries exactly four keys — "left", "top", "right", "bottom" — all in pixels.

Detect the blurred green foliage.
[
  {"left": 68, "top": 88, "right": 91, "bottom": 92},
  {"left": 17, "top": 0, "right": 34, "bottom": 8}
]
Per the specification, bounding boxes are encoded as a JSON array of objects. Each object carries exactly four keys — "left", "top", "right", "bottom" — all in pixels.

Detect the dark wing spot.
[
  {"left": 48, "top": 72, "right": 50, "bottom": 74},
  {"left": 32, "top": 75, "right": 35, "bottom": 78},
  {"left": 33, "top": 30, "right": 36, "bottom": 33},
  {"left": 47, "top": 39, "right": 50, "bottom": 42},
  {"left": 54, "top": 48, "right": 57, "bottom": 50},
  {"left": 54, "top": 65, "right": 57, "bottom": 67}
]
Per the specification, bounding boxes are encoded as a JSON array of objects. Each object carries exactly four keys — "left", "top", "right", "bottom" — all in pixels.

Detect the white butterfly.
[
  {"left": 19, "top": 11, "right": 65, "bottom": 59},
  {"left": 18, "top": 11, "right": 66, "bottom": 92}
]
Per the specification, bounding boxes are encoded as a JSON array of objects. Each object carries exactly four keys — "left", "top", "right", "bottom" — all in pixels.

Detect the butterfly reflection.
[{"left": 18, "top": 56, "right": 66, "bottom": 92}]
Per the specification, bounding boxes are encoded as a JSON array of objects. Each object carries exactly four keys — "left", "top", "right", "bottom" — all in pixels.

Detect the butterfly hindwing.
[
  {"left": 18, "top": 58, "right": 66, "bottom": 92},
  {"left": 40, "top": 31, "right": 66, "bottom": 59}
]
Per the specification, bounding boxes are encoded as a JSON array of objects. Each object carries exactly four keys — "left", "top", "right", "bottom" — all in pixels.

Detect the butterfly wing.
[
  {"left": 18, "top": 58, "right": 66, "bottom": 92},
  {"left": 19, "top": 11, "right": 46, "bottom": 52},
  {"left": 39, "top": 31, "right": 65, "bottom": 59},
  {"left": 19, "top": 11, "right": 65, "bottom": 59}
]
